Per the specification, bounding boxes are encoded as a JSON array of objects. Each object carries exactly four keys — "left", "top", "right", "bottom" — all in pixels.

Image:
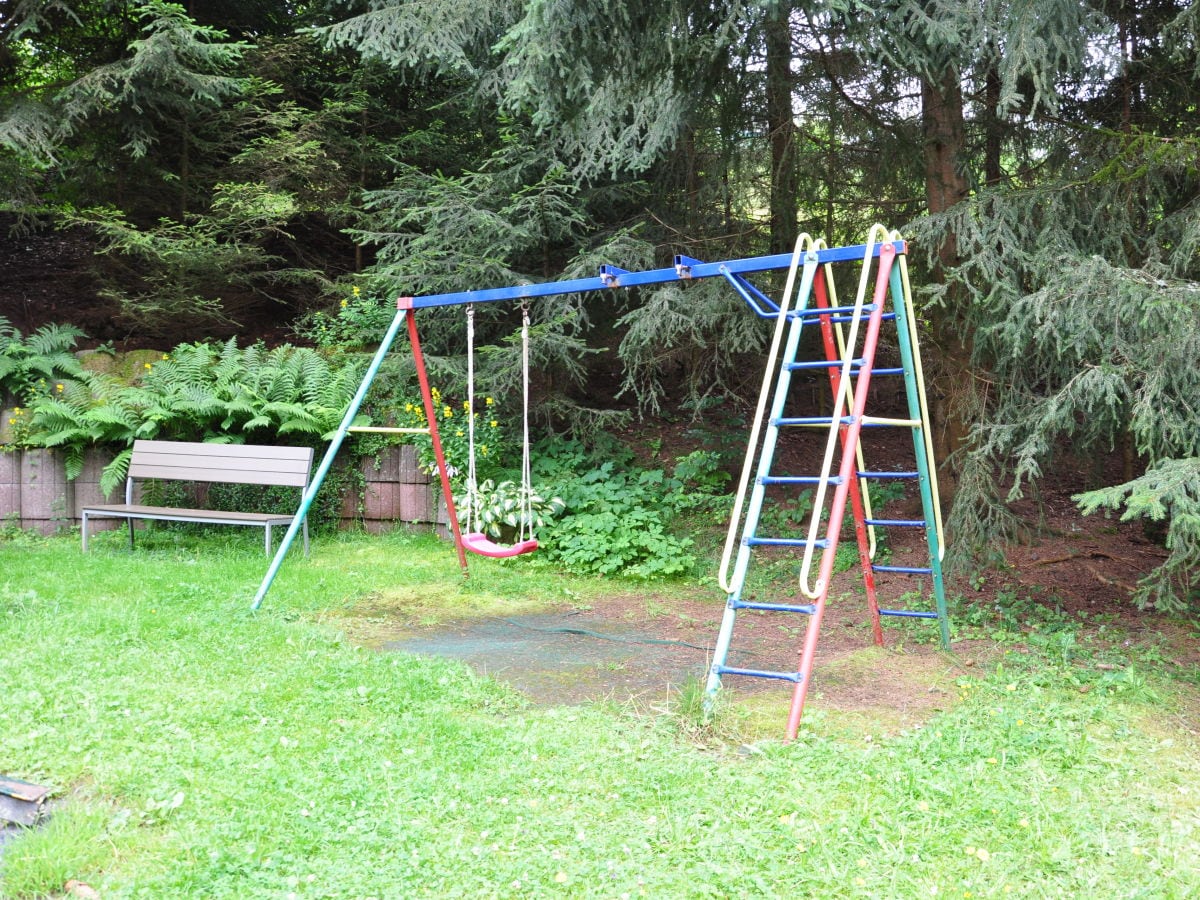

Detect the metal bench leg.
[
  {"left": 82, "top": 512, "right": 89, "bottom": 552},
  {"left": 127, "top": 517, "right": 136, "bottom": 550},
  {"left": 265, "top": 524, "right": 272, "bottom": 556}
]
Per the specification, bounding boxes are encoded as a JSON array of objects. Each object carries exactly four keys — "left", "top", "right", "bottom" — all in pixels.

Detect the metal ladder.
[{"left": 706, "top": 226, "right": 950, "bottom": 740}]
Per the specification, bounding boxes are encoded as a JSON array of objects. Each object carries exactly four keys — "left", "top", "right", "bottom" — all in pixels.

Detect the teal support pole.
[
  {"left": 889, "top": 266, "right": 951, "bottom": 648},
  {"left": 250, "top": 308, "right": 409, "bottom": 611}
]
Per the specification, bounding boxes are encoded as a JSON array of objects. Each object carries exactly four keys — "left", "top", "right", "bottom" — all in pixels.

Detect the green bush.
[{"left": 533, "top": 440, "right": 729, "bottom": 579}]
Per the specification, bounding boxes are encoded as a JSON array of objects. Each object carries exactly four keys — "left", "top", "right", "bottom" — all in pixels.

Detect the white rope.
[
  {"left": 465, "top": 304, "right": 479, "bottom": 534},
  {"left": 519, "top": 302, "right": 534, "bottom": 542}
]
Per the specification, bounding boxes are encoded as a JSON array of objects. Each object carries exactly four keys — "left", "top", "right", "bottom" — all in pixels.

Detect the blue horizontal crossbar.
[
  {"left": 775, "top": 415, "right": 853, "bottom": 426},
  {"left": 857, "top": 470, "right": 918, "bottom": 479},
  {"left": 731, "top": 599, "right": 817, "bottom": 614},
  {"left": 760, "top": 475, "right": 842, "bottom": 486},
  {"left": 878, "top": 609, "right": 939, "bottom": 619},
  {"left": 715, "top": 665, "right": 804, "bottom": 683},
  {"left": 747, "top": 537, "right": 828, "bottom": 549},
  {"left": 792, "top": 303, "right": 877, "bottom": 319},
  {"left": 787, "top": 358, "right": 863, "bottom": 370},
  {"left": 403, "top": 241, "right": 905, "bottom": 309},
  {"left": 872, "top": 564, "right": 933, "bottom": 575},
  {"left": 822, "top": 312, "right": 897, "bottom": 324},
  {"left": 864, "top": 518, "right": 926, "bottom": 527}
]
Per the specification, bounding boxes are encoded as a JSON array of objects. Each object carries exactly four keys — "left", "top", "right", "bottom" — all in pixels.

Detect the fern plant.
[
  {"left": 25, "top": 340, "right": 364, "bottom": 495},
  {"left": 0, "top": 317, "right": 89, "bottom": 407}
]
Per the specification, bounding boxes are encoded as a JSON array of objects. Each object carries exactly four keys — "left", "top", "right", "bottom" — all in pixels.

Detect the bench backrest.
[{"left": 128, "top": 440, "right": 314, "bottom": 488}]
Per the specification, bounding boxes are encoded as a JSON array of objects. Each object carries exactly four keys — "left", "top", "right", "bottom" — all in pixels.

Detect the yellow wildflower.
[
  {"left": 443, "top": 406, "right": 453, "bottom": 419},
  {"left": 485, "top": 396, "right": 494, "bottom": 405},
  {"left": 55, "top": 383, "right": 64, "bottom": 392},
  {"left": 340, "top": 299, "right": 347, "bottom": 308},
  {"left": 490, "top": 420, "right": 498, "bottom": 428},
  {"left": 162, "top": 354, "right": 169, "bottom": 361},
  {"left": 143, "top": 362, "right": 152, "bottom": 370},
  {"left": 352, "top": 285, "right": 361, "bottom": 296}
]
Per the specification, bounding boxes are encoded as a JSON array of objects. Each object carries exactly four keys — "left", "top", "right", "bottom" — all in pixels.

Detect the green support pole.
[
  {"left": 250, "top": 308, "right": 408, "bottom": 611},
  {"left": 889, "top": 266, "right": 952, "bottom": 648}
]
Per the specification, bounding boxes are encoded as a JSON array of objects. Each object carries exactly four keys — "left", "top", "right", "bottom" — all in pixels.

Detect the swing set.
[{"left": 251, "top": 230, "right": 948, "bottom": 743}]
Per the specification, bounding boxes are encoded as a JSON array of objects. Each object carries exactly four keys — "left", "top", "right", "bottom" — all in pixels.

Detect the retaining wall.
[{"left": 0, "top": 444, "right": 443, "bottom": 535}]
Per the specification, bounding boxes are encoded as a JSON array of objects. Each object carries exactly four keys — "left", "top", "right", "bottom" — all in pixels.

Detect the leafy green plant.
[
  {"left": 25, "top": 339, "right": 362, "bottom": 491},
  {"left": 295, "top": 286, "right": 397, "bottom": 351},
  {"left": 532, "top": 441, "right": 730, "bottom": 579},
  {"left": 0, "top": 317, "right": 89, "bottom": 407},
  {"left": 454, "top": 478, "right": 565, "bottom": 541}
]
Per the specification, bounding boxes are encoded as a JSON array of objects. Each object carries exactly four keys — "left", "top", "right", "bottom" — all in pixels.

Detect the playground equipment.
[
  {"left": 460, "top": 302, "right": 539, "bottom": 558},
  {"left": 706, "top": 226, "right": 949, "bottom": 740},
  {"left": 249, "top": 226, "right": 949, "bottom": 738}
]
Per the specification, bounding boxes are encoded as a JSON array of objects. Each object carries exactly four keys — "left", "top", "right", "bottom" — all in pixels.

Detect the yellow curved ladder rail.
[{"left": 706, "top": 226, "right": 950, "bottom": 741}]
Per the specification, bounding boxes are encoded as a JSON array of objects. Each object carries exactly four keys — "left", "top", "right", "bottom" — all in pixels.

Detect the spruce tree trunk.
[
  {"left": 766, "top": 3, "right": 798, "bottom": 255},
  {"left": 921, "top": 69, "right": 971, "bottom": 497}
]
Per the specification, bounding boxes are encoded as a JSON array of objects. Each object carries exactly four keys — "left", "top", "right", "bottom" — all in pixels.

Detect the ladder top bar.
[{"left": 399, "top": 240, "right": 906, "bottom": 310}]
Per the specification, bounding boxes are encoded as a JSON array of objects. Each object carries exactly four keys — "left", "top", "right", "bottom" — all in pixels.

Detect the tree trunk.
[
  {"left": 921, "top": 69, "right": 972, "bottom": 495},
  {"left": 766, "top": 3, "right": 798, "bottom": 255}
]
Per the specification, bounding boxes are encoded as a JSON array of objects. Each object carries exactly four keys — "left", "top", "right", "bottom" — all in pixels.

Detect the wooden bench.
[{"left": 80, "top": 440, "right": 314, "bottom": 556}]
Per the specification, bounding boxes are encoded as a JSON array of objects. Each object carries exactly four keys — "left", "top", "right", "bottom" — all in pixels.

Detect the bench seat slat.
[
  {"left": 128, "top": 462, "right": 310, "bottom": 486},
  {"left": 81, "top": 504, "right": 297, "bottom": 526}
]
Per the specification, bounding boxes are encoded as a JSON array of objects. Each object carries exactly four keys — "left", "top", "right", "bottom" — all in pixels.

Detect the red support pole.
[
  {"left": 812, "top": 268, "right": 885, "bottom": 647},
  {"left": 399, "top": 299, "right": 469, "bottom": 576},
  {"left": 785, "top": 243, "right": 896, "bottom": 740}
]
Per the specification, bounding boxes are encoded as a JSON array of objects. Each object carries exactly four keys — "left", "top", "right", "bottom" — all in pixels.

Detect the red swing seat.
[{"left": 462, "top": 532, "right": 538, "bottom": 559}]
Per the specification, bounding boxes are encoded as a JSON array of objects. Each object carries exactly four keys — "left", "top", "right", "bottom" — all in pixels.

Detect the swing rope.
[
  {"left": 465, "top": 303, "right": 480, "bottom": 534},
  {"left": 518, "top": 301, "right": 534, "bottom": 543},
  {"left": 460, "top": 301, "right": 538, "bottom": 559}
]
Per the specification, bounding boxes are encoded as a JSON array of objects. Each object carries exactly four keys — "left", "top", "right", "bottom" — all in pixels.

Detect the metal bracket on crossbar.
[{"left": 599, "top": 264, "right": 629, "bottom": 288}]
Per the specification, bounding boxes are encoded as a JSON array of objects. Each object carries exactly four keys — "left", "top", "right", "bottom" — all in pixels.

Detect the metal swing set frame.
[{"left": 252, "top": 229, "right": 949, "bottom": 733}]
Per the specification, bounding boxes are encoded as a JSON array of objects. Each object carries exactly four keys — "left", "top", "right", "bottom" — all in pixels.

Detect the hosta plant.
[{"left": 455, "top": 478, "right": 565, "bottom": 542}]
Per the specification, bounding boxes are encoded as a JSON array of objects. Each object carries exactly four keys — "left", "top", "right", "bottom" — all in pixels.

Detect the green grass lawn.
[{"left": 1, "top": 526, "right": 1197, "bottom": 898}]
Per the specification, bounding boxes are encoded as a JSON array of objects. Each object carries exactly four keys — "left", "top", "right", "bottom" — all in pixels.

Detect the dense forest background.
[{"left": 1, "top": 0, "right": 1198, "bottom": 609}]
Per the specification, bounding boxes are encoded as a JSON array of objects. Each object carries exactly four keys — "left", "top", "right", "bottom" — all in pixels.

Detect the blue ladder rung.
[
  {"left": 731, "top": 599, "right": 817, "bottom": 614},
  {"left": 715, "top": 665, "right": 804, "bottom": 684},
  {"left": 824, "top": 312, "right": 897, "bottom": 324},
  {"left": 786, "top": 358, "right": 863, "bottom": 371},
  {"left": 864, "top": 518, "right": 926, "bottom": 527},
  {"left": 746, "top": 537, "right": 828, "bottom": 549},
  {"left": 774, "top": 416, "right": 853, "bottom": 426},
  {"left": 857, "top": 470, "right": 919, "bottom": 480},
  {"left": 790, "top": 303, "right": 877, "bottom": 319},
  {"left": 872, "top": 564, "right": 933, "bottom": 575},
  {"left": 760, "top": 474, "right": 843, "bottom": 486},
  {"left": 871, "top": 367, "right": 905, "bottom": 376},
  {"left": 878, "top": 609, "right": 939, "bottom": 619}
]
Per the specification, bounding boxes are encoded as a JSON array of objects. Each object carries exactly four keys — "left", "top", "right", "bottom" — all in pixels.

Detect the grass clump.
[{"left": 0, "top": 529, "right": 1197, "bottom": 897}]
